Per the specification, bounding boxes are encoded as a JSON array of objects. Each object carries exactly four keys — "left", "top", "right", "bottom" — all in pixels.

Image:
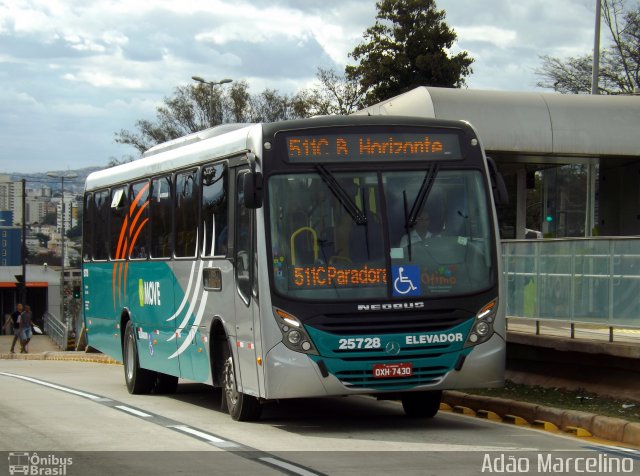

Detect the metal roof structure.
[{"left": 355, "top": 86, "right": 640, "bottom": 160}]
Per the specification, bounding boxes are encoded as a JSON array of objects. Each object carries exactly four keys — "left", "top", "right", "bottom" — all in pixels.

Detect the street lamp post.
[
  {"left": 47, "top": 172, "right": 78, "bottom": 322},
  {"left": 191, "top": 76, "right": 232, "bottom": 126}
]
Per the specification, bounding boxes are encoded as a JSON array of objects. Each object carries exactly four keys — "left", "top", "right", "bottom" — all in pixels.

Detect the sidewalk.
[
  {"left": 0, "top": 334, "right": 61, "bottom": 353},
  {"left": 0, "top": 334, "right": 119, "bottom": 363}
]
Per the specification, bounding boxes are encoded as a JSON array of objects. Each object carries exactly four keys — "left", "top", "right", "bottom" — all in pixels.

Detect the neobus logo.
[
  {"left": 138, "top": 279, "right": 162, "bottom": 307},
  {"left": 357, "top": 301, "right": 425, "bottom": 311}
]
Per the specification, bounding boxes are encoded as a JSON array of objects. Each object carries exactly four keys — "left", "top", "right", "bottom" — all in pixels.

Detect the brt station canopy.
[
  {"left": 356, "top": 86, "right": 640, "bottom": 239},
  {"left": 357, "top": 87, "right": 640, "bottom": 328}
]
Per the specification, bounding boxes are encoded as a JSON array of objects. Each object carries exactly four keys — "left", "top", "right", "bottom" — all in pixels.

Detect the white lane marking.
[
  {"left": 171, "top": 425, "right": 230, "bottom": 444},
  {"left": 1, "top": 371, "right": 323, "bottom": 475},
  {"left": 115, "top": 405, "right": 152, "bottom": 417},
  {"left": 0, "top": 372, "right": 104, "bottom": 401},
  {"left": 259, "top": 457, "right": 323, "bottom": 476}
]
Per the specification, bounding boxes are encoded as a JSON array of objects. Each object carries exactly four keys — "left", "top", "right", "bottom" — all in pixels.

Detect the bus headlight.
[
  {"left": 287, "top": 330, "right": 302, "bottom": 345},
  {"left": 273, "top": 308, "right": 318, "bottom": 355},
  {"left": 476, "top": 321, "right": 490, "bottom": 336},
  {"left": 464, "top": 299, "right": 497, "bottom": 348}
]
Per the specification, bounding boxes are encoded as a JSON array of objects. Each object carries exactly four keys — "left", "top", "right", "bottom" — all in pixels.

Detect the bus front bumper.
[{"left": 263, "top": 333, "right": 505, "bottom": 399}]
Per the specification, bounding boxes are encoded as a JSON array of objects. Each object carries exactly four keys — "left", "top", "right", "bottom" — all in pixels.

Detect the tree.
[
  {"left": 115, "top": 81, "right": 311, "bottom": 155},
  {"left": 346, "top": 0, "right": 474, "bottom": 105},
  {"left": 115, "top": 83, "right": 231, "bottom": 154},
  {"left": 35, "top": 232, "right": 50, "bottom": 248},
  {"left": 248, "top": 89, "right": 309, "bottom": 123},
  {"left": 297, "top": 68, "right": 367, "bottom": 116},
  {"left": 536, "top": 0, "right": 640, "bottom": 94}
]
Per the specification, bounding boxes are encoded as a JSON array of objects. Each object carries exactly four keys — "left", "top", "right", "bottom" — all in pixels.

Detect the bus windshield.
[{"left": 268, "top": 168, "right": 493, "bottom": 300}]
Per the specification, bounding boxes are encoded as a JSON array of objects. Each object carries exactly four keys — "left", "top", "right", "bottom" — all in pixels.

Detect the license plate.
[{"left": 372, "top": 362, "right": 413, "bottom": 378}]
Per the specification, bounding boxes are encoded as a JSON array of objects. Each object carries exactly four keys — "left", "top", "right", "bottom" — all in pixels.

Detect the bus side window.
[
  {"left": 236, "top": 171, "right": 252, "bottom": 303},
  {"left": 82, "top": 193, "right": 93, "bottom": 261},
  {"left": 175, "top": 169, "right": 198, "bottom": 257},
  {"left": 201, "top": 163, "right": 228, "bottom": 257},
  {"left": 93, "top": 190, "right": 110, "bottom": 261},
  {"left": 150, "top": 175, "right": 173, "bottom": 258},
  {"left": 129, "top": 181, "right": 150, "bottom": 259},
  {"left": 110, "top": 187, "right": 129, "bottom": 260}
]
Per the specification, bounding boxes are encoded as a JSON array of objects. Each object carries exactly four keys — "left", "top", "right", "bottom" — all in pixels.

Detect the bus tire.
[
  {"left": 401, "top": 390, "right": 442, "bottom": 418},
  {"left": 154, "top": 373, "right": 179, "bottom": 394},
  {"left": 123, "top": 321, "right": 155, "bottom": 394},
  {"left": 222, "top": 345, "right": 262, "bottom": 421}
]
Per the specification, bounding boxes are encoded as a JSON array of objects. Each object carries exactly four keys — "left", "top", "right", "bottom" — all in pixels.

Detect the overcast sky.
[{"left": 0, "top": 0, "right": 601, "bottom": 174}]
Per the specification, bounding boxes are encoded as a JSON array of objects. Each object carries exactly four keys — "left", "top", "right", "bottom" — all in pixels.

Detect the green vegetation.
[{"left": 466, "top": 380, "right": 640, "bottom": 423}]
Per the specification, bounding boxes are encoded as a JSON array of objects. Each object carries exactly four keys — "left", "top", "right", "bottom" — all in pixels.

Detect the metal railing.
[
  {"left": 502, "top": 237, "right": 640, "bottom": 340},
  {"left": 43, "top": 311, "right": 68, "bottom": 350}
]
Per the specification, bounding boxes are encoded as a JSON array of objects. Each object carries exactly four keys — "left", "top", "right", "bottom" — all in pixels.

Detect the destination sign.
[
  {"left": 284, "top": 131, "right": 462, "bottom": 162},
  {"left": 292, "top": 265, "right": 387, "bottom": 288}
]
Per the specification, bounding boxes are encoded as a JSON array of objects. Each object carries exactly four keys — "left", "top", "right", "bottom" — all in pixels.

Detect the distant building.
[
  {"left": 0, "top": 210, "right": 12, "bottom": 227},
  {"left": 26, "top": 191, "right": 56, "bottom": 224},
  {"left": 0, "top": 175, "right": 23, "bottom": 226},
  {"left": 0, "top": 227, "right": 22, "bottom": 266}
]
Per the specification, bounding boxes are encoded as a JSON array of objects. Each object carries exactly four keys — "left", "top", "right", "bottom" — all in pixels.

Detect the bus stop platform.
[
  {"left": 0, "top": 334, "right": 61, "bottom": 353},
  {"left": 0, "top": 335, "right": 119, "bottom": 363},
  {"left": 506, "top": 320, "right": 640, "bottom": 404}
]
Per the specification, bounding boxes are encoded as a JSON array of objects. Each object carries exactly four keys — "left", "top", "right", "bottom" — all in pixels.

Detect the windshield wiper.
[
  {"left": 402, "top": 164, "right": 439, "bottom": 261},
  {"left": 406, "top": 163, "right": 439, "bottom": 229},
  {"left": 316, "top": 165, "right": 367, "bottom": 225}
]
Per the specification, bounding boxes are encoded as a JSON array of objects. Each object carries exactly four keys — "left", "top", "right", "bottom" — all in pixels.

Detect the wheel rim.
[
  {"left": 126, "top": 332, "right": 135, "bottom": 382},
  {"left": 223, "top": 357, "right": 239, "bottom": 407}
]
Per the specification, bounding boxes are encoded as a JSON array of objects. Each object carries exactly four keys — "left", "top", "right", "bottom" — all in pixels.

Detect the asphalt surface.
[{"left": 1, "top": 334, "right": 639, "bottom": 448}]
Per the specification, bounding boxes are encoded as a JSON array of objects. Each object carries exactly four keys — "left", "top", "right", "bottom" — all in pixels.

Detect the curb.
[
  {"left": 0, "top": 351, "right": 121, "bottom": 365},
  {"left": 443, "top": 390, "right": 640, "bottom": 448}
]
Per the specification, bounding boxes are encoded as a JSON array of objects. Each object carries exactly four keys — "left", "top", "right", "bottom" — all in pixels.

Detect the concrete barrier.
[{"left": 443, "top": 391, "right": 637, "bottom": 447}]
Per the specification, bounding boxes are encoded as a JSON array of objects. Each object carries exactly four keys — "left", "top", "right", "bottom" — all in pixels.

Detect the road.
[{"left": 1, "top": 360, "right": 638, "bottom": 476}]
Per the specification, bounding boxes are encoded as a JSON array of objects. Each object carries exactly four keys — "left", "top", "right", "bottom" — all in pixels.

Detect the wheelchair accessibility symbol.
[{"left": 392, "top": 265, "right": 421, "bottom": 296}]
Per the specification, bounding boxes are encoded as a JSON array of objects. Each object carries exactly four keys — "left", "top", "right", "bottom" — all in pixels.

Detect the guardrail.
[
  {"left": 502, "top": 237, "right": 640, "bottom": 340},
  {"left": 43, "top": 311, "right": 68, "bottom": 350}
]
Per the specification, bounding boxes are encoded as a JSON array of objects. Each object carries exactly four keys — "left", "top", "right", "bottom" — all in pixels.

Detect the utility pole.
[
  {"left": 21, "top": 179, "right": 26, "bottom": 304},
  {"left": 191, "top": 76, "right": 233, "bottom": 126},
  {"left": 47, "top": 172, "right": 78, "bottom": 321},
  {"left": 591, "top": 0, "right": 601, "bottom": 95}
]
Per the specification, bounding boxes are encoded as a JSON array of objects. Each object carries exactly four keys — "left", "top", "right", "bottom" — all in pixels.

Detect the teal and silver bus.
[{"left": 82, "top": 116, "right": 506, "bottom": 421}]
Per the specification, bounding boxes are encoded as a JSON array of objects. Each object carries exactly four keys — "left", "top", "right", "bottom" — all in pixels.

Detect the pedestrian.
[
  {"left": 9, "top": 303, "right": 23, "bottom": 354},
  {"left": 18, "top": 304, "right": 33, "bottom": 354}
]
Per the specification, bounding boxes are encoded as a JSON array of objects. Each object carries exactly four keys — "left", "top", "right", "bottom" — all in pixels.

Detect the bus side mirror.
[
  {"left": 241, "top": 171, "right": 263, "bottom": 209},
  {"left": 487, "top": 157, "right": 508, "bottom": 206}
]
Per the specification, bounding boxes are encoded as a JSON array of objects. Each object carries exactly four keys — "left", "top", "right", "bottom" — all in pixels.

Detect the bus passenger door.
[{"left": 233, "top": 169, "right": 261, "bottom": 397}]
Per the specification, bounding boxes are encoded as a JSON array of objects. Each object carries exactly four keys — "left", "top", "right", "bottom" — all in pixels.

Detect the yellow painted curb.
[
  {"left": 453, "top": 405, "right": 476, "bottom": 416},
  {"left": 476, "top": 409, "right": 502, "bottom": 421},
  {"left": 565, "top": 426, "right": 593, "bottom": 437},
  {"left": 532, "top": 420, "right": 560, "bottom": 432},
  {"left": 503, "top": 414, "right": 529, "bottom": 426}
]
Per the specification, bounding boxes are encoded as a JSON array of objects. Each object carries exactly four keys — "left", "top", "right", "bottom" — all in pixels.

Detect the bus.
[{"left": 82, "top": 115, "right": 506, "bottom": 421}]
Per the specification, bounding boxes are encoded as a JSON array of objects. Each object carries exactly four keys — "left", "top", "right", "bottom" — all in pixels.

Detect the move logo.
[{"left": 138, "top": 279, "right": 162, "bottom": 307}]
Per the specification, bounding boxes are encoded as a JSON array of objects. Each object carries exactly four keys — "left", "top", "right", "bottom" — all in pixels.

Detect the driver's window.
[{"left": 235, "top": 172, "right": 252, "bottom": 303}]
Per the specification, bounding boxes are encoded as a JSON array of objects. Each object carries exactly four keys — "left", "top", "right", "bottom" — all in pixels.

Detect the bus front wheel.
[
  {"left": 123, "top": 321, "right": 155, "bottom": 394},
  {"left": 401, "top": 390, "right": 442, "bottom": 418},
  {"left": 222, "top": 346, "right": 262, "bottom": 421}
]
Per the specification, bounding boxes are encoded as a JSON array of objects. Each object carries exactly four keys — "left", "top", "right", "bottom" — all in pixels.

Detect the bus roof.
[
  {"left": 85, "top": 115, "right": 478, "bottom": 192},
  {"left": 85, "top": 123, "right": 258, "bottom": 191}
]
